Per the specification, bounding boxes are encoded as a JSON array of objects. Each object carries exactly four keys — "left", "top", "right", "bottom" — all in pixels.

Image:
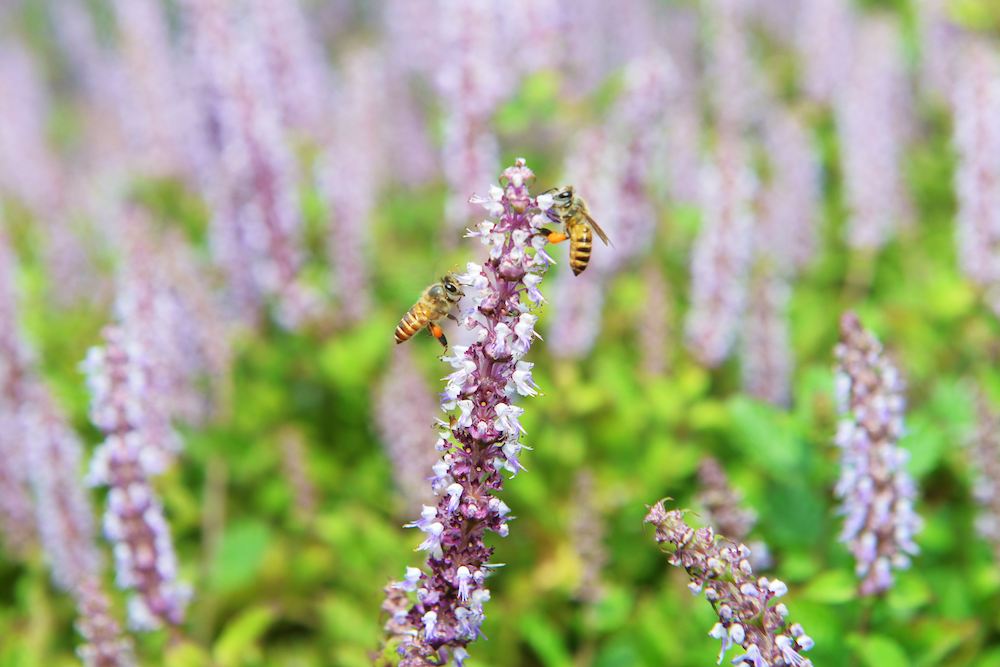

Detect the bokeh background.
[{"left": 3, "top": 0, "right": 1000, "bottom": 665}]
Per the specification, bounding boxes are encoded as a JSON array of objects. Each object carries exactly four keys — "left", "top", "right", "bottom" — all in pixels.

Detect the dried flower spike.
[
  {"left": 382, "top": 159, "right": 554, "bottom": 665},
  {"left": 967, "top": 392, "right": 1000, "bottom": 563},
  {"left": 834, "top": 312, "right": 921, "bottom": 595},
  {"left": 644, "top": 501, "right": 814, "bottom": 666}
]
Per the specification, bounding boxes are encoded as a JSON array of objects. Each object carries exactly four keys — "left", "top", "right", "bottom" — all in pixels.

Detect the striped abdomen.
[
  {"left": 394, "top": 302, "right": 431, "bottom": 344},
  {"left": 569, "top": 223, "right": 593, "bottom": 275}
]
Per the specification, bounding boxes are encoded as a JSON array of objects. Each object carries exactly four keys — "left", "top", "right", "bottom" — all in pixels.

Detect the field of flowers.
[{"left": 3, "top": 0, "right": 1000, "bottom": 665}]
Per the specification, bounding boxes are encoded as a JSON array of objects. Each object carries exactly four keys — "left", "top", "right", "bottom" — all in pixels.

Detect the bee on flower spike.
[
  {"left": 541, "top": 185, "right": 611, "bottom": 276},
  {"left": 394, "top": 273, "right": 465, "bottom": 349}
]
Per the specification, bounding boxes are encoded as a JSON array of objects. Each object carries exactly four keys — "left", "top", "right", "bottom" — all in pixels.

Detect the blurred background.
[{"left": 3, "top": 0, "right": 1000, "bottom": 665}]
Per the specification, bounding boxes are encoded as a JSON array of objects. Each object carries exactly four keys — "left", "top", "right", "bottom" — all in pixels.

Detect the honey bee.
[
  {"left": 394, "top": 273, "right": 465, "bottom": 349},
  {"left": 543, "top": 185, "right": 611, "bottom": 276}
]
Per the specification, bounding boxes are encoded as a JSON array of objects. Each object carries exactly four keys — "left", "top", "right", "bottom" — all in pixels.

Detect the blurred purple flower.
[
  {"left": 917, "top": 0, "right": 962, "bottom": 103},
  {"left": 318, "top": 47, "right": 385, "bottom": 325},
  {"left": 384, "top": 160, "right": 552, "bottom": 665},
  {"left": 760, "top": 105, "right": 821, "bottom": 272},
  {"left": 835, "top": 16, "right": 912, "bottom": 251},
  {"left": 83, "top": 324, "right": 191, "bottom": 630},
  {"left": 796, "top": 0, "right": 855, "bottom": 104},
  {"left": 0, "top": 230, "right": 38, "bottom": 555},
  {"left": 662, "top": 7, "right": 703, "bottom": 205},
  {"left": 968, "top": 393, "right": 1000, "bottom": 563},
  {"left": 376, "top": 348, "right": 441, "bottom": 511},
  {"left": 834, "top": 312, "right": 921, "bottom": 596},
  {"left": 437, "top": 0, "right": 508, "bottom": 234},
  {"left": 111, "top": 0, "right": 197, "bottom": 178},
  {"left": 26, "top": 391, "right": 136, "bottom": 666},
  {"left": 952, "top": 37, "right": 1000, "bottom": 306},
  {"left": 741, "top": 263, "right": 792, "bottom": 407},
  {"left": 709, "top": 0, "right": 760, "bottom": 135},
  {"left": 250, "top": 0, "right": 331, "bottom": 137},
  {"left": 76, "top": 577, "right": 137, "bottom": 667},
  {"left": 697, "top": 457, "right": 772, "bottom": 570},
  {"left": 685, "top": 139, "right": 756, "bottom": 367},
  {"left": 183, "top": 0, "right": 313, "bottom": 325},
  {"left": 645, "top": 501, "right": 813, "bottom": 666}
]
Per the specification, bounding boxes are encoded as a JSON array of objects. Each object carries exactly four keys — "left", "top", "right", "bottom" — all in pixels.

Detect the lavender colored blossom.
[
  {"left": 760, "top": 104, "right": 821, "bottom": 272},
  {"left": 741, "top": 263, "right": 792, "bottom": 407},
  {"left": 968, "top": 393, "right": 1000, "bottom": 562},
  {"left": 437, "top": 0, "right": 508, "bottom": 234},
  {"left": 796, "top": 0, "right": 855, "bottom": 104},
  {"left": 84, "top": 325, "right": 191, "bottom": 630},
  {"left": 662, "top": 8, "right": 703, "bottom": 205},
  {"left": 645, "top": 501, "right": 813, "bottom": 666},
  {"left": 319, "top": 47, "right": 385, "bottom": 324},
  {"left": 917, "top": 0, "right": 962, "bottom": 102},
  {"left": 383, "top": 160, "right": 554, "bottom": 665},
  {"left": 249, "top": 0, "right": 331, "bottom": 136},
  {"left": 0, "top": 230, "right": 37, "bottom": 554},
  {"left": 0, "top": 42, "right": 64, "bottom": 213},
  {"left": 75, "top": 578, "right": 137, "bottom": 667},
  {"left": 952, "top": 37, "right": 1000, "bottom": 304},
  {"left": 834, "top": 312, "right": 921, "bottom": 596},
  {"left": 376, "top": 348, "right": 441, "bottom": 511},
  {"left": 708, "top": 0, "right": 759, "bottom": 135},
  {"left": 25, "top": 391, "right": 136, "bottom": 666},
  {"left": 685, "top": 139, "right": 756, "bottom": 367},
  {"left": 835, "top": 16, "right": 912, "bottom": 251},
  {"left": 182, "top": 0, "right": 311, "bottom": 325},
  {"left": 111, "top": 0, "right": 196, "bottom": 177}
]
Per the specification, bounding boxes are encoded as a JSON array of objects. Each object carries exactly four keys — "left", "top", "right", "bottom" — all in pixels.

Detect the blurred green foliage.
[{"left": 5, "top": 2, "right": 1000, "bottom": 667}]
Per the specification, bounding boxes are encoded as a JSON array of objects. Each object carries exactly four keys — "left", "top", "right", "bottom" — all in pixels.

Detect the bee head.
[
  {"left": 441, "top": 273, "right": 465, "bottom": 300},
  {"left": 554, "top": 186, "right": 574, "bottom": 207}
]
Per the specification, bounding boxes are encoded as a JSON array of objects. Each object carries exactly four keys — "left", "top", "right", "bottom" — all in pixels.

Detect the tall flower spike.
[
  {"left": 835, "top": 15, "right": 912, "bottom": 251},
  {"left": 741, "top": 261, "right": 792, "bottom": 407},
  {"left": 697, "top": 457, "right": 772, "bottom": 570},
  {"left": 966, "top": 392, "right": 1000, "bottom": 563},
  {"left": 834, "top": 312, "right": 921, "bottom": 595},
  {"left": 952, "top": 37, "right": 1000, "bottom": 309},
  {"left": 84, "top": 325, "right": 191, "bottom": 630},
  {"left": 25, "top": 390, "right": 135, "bottom": 666},
  {"left": 383, "top": 160, "right": 554, "bottom": 665},
  {"left": 645, "top": 501, "right": 814, "bottom": 666},
  {"left": 0, "top": 229, "right": 38, "bottom": 554},
  {"left": 685, "top": 139, "right": 756, "bottom": 367},
  {"left": 796, "top": 0, "right": 855, "bottom": 105},
  {"left": 571, "top": 470, "right": 606, "bottom": 604},
  {"left": 375, "top": 348, "right": 441, "bottom": 511}
]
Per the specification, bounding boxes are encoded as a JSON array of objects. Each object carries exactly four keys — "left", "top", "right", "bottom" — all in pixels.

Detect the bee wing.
[{"left": 585, "top": 212, "right": 613, "bottom": 246}]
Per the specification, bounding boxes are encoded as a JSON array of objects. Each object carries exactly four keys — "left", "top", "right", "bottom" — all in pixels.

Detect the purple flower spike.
[
  {"left": 383, "top": 160, "right": 553, "bottom": 664},
  {"left": 834, "top": 312, "right": 921, "bottom": 596},
  {"left": 645, "top": 501, "right": 813, "bottom": 666},
  {"left": 84, "top": 326, "right": 191, "bottom": 630},
  {"left": 966, "top": 393, "right": 1000, "bottom": 562}
]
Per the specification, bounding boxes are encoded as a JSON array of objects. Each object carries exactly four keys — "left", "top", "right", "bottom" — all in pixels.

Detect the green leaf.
[
  {"left": 851, "top": 634, "right": 910, "bottom": 667},
  {"left": 519, "top": 612, "right": 572, "bottom": 667},
  {"left": 213, "top": 605, "right": 276, "bottom": 666},
  {"left": 210, "top": 519, "right": 272, "bottom": 592},
  {"left": 802, "top": 570, "right": 857, "bottom": 604},
  {"left": 726, "top": 397, "right": 803, "bottom": 472},
  {"left": 591, "top": 585, "right": 632, "bottom": 633},
  {"left": 165, "top": 641, "right": 212, "bottom": 667}
]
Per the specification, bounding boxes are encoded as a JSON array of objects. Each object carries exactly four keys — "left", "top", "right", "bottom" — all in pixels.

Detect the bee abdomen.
[
  {"left": 394, "top": 306, "right": 428, "bottom": 344},
  {"left": 570, "top": 227, "right": 593, "bottom": 276}
]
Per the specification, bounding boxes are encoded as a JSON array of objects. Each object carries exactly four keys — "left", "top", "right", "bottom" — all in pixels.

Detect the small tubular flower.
[
  {"left": 383, "top": 160, "right": 554, "bottom": 664},
  {"left": 834, "top": 312, "right": 921, "bottom": 595},
  {"left": 645, "top": 501, "right": 813, "bottom": 666}
]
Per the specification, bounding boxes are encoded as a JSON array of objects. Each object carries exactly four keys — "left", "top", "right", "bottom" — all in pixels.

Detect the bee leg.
[
  {"left": 541, "top": 228, "right": 569, "bottom": 244},
  {"left": 446, "top": 313, "right": 460, "bottom": 323},
  {"left": 428, "top": 323, "right": 449, "bottom": 349}
]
